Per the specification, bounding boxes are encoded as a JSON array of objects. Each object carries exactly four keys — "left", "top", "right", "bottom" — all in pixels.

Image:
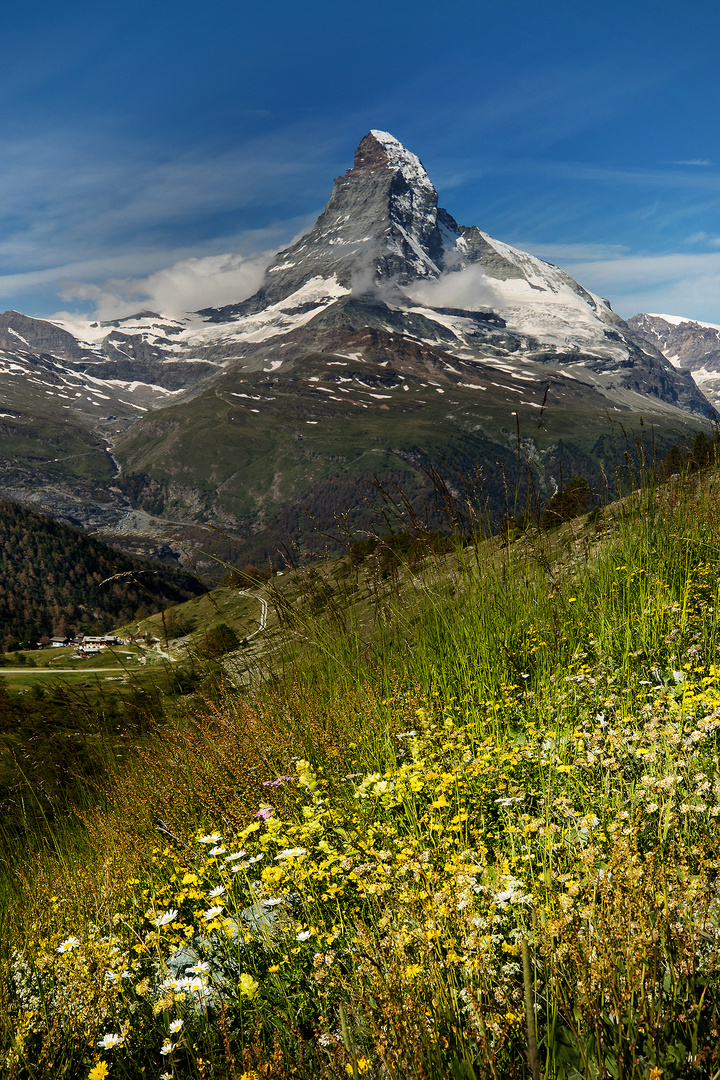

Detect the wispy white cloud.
[
  {"left": 0, "top": 140, "right": 317, "bottom": 266},
  {"left": 57, "top": 250, "right": 273, "bottom": 319},
  {"left": 686, "top": 231, "right": 720, "bottom": 247},
  {"left": 671, "top": 160, "right": 713, "bottom": 166},
  {"left": 408, "top": 265, "right": 501, "bottom": 310},
  {"left": 0, "top": 114, "right": 346, "bottom": 288},
  {"left": 0, "top": 217, "right": 314, "bottom": 319},
  {"left": 21, "top": 237, "right": 720, "bottom": 330},
  {"left": 441, "top": 155, "right": 720, "bottom": 193},
  {"left": 0, "top": 110, "right": 352, "bottom": 317}
]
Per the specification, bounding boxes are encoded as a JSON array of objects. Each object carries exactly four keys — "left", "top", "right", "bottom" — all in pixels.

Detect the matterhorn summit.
[
  {"left": 218, "top": 129, "right": 633, "bottom": 323},
  {"left": 259, "top": 129, "right": 452, "bottom": 296},
  {"left": 187, "top": 132, "right": 707, "bottom": 417}
]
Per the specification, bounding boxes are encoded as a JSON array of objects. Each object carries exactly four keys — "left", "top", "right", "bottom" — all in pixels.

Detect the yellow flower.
[
  {"left": 89, "top": 1064, "right": 109, "bottom": 1080},
  {"left": 345, "top": 1059, "right": 370, "bottom": 1075},
  {"left": 296, "top": 759, "right": 319, "bottom": 792},
  {"left": 239, "top": 973, "right": 260, "bottom": 999}
]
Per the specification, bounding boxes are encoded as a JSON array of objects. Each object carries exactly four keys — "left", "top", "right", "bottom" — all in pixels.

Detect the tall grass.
[{"left": 4, "top": 466, "right": 720, "bottom": 1078}]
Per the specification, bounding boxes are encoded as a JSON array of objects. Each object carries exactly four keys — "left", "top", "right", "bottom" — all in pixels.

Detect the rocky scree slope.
[{"left": 628, "top": 313, "right": 720, "bottom": 410}]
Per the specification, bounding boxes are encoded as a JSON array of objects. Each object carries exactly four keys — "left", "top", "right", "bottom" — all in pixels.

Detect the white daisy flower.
[
  {"left": 203, "top": 905, "right": 224, "bottom": 920},
  {"left": 97, "top": 1033, "right": 122, "bottom": 1049},
  {"left": 198, "top": 832, "right": 222, "bottom": 844},
  {"left": 154, "top": 909, "right": 179, "bottom": 927},
  {"left": 57, "top": 936, "right": 80, "bottom": 953},
  {"left": 169, "top": 1018, "right": 184, "bottom": 1033},
  {"left": 186, "top": 960, "right": 210, "bottom": 974},
  {"left": 275, "top": 847, "right": 307, "bottom": 860}
]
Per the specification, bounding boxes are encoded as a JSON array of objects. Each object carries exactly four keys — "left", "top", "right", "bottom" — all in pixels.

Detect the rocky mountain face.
[
  {"left": 627, "top": 313, "right": 720, "bottom": 409},
  {"left": 0, "top": 131, "right": 713, "bottom": 574}
]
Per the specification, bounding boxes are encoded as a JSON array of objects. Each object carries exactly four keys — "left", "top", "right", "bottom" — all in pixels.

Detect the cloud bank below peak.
[
  {"left": 57, "top": 250, "right": 273, "bottom": 320},
  {"left": 407, "top": 265, "right": 502, "bottom": 311},
  {"left": 48, "top": 242, "right": 720, "bottom": 329}
]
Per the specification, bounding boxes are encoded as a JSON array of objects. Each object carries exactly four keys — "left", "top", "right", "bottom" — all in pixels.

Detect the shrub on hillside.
[
  {"left": 224, "top": 565, "right": 274, "bottom": 588},
  {"left": 540, "top": 476, "right": 593, "bottom": 529},
  {"left": 161, "top": 608, "right": 196, "bottom": 640},
  {"left": 196, "top": 623, "right": 240, "bottom": 659}
]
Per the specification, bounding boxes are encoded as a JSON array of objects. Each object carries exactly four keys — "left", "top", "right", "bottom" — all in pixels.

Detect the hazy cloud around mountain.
[
  {"left": 57, "top": 250, "right": 272, "bottom": 320},
  {"left": 409, "top": 265, "right": 502, "bottom": 311}
]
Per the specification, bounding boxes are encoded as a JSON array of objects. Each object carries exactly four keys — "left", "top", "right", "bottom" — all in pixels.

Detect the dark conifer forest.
[{"left": 0, "top": 499, "right": 203, "bottom": 648}]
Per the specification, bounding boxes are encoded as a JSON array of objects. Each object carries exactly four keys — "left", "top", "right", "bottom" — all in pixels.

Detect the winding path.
[{"left": 237, "top": 590, "right": 268, "bottom": 639}]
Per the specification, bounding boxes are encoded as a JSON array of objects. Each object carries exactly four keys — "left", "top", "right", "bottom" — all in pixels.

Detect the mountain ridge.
[{"left": 628, "top": 312, "right": 720, "bottom": 407}]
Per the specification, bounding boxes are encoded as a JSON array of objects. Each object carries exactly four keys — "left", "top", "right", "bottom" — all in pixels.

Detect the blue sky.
[{"left": 2, "top": 0, "right": 720, "bottom": 323}]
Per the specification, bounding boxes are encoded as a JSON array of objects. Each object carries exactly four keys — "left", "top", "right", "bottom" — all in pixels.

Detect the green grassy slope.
[
  {"left": 0, "top": 380, "right": 115, "bottom": 489},
  {"left": 115, "top": 349, "right": 706, "bottom": 559}
]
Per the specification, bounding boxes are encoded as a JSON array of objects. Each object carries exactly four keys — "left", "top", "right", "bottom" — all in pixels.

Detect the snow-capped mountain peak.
[
  {"left": 361, "top": 129, "right": 439, "bottom": 211},
  {"left": 7, "top": 132, "right": 709, "bottom": 417}
]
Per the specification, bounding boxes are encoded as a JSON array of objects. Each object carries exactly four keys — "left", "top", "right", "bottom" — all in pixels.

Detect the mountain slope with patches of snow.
[{"left": 628, "top": 313, "right": 720, "bottom": 409}]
